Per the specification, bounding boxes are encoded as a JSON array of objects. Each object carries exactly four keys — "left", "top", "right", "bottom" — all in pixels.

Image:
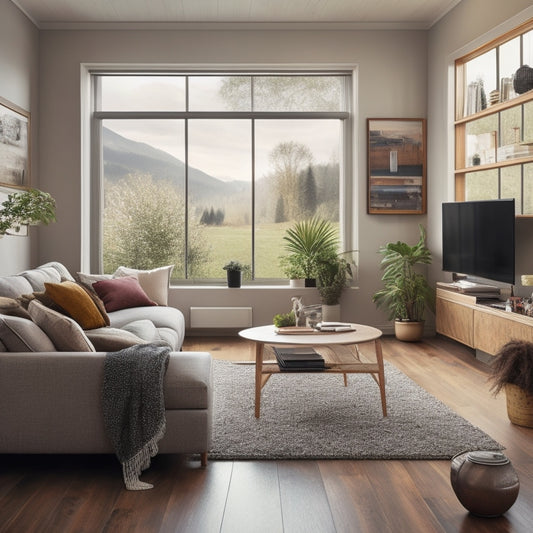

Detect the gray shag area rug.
[{"left": 209, "top": 360, "right": 502, "bottom": 460}]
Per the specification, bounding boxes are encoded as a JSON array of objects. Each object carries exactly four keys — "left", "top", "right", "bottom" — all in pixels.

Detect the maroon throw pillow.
[{"left": 92, "top": 276, "right": 157, "bottom": 312}]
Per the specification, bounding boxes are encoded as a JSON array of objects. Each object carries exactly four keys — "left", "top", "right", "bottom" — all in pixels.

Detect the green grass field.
[
  {"left": 201, "top": 222, "right": 293, "bottom": 279},
  {"left": 199, "top": 221, "right": 340, "bottom": 280}
]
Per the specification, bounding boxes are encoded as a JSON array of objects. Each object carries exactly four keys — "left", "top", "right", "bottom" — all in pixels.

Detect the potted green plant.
[
  {"left": 280, "top": 217, "right": 339, "bottom": 287},
  {"left": 316, "top": 253, "right": 354, "bottom": 321},
  {"left": 372, "top": 225, "right": 434, "bottom": 341},
  {"left": 223, "top": 260, "right": 250, "bottom": 288},
  {"left": 0, "top": 188, "right": 56, "bottom": 236},
  {"left": 279, "top": 254, "right": 307, "bottom": 287},
  {"left": 489, "top": 340, "right": 533, "bottom": 428}
]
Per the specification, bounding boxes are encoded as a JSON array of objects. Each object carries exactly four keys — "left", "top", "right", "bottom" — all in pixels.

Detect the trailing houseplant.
[
  {"left": 372, "top": 225, "right": 434, "bottom": 341},
  {"left": 279, "top": 217, "right": 339, "bottom": 286},
  {"left": 489, "top": 340, "right": 533, "bottom": 427},
  {"left": 0, "top": 188, "right": 56, "bottom": 236}
]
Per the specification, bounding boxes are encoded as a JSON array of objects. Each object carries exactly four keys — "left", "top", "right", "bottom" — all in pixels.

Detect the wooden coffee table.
[{"left": 238, "top": 324, "right": 386, "bottom": 418}]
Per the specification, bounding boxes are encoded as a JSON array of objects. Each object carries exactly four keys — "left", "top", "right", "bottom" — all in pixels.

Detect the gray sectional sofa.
[{"left": 0, "top": 262, "right": 212, "bottom": 464}]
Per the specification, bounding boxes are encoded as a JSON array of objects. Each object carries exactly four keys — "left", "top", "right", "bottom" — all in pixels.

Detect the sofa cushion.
[
  {"left": 28, "top": 300, "right": 95, "bottom": 352},
  {"left": 113, "top": 265, "right": 173, "bottom": 306},
  {"left": 19, "top": 265, "right": 63, "bottom": 291},
  {"left": 76, "top": 271, "right": 112, "bottom": 289},
  {"left": 92, "top": 276, "right": 156, "bottom": 312},
  {"left": 0, "top": 314, "right": 56, "bottom": 352},
  {"left": 38, "top": 261, "right": 76, "bottom": 282},
  {"left": 0, "top": 297, "right": 32, "bottom": 319},
  {"left": 0, "top": 276, "right": 34, "bottom": 299},
  {"left": 121, "top": 319, "right": 162, "bottom": 344},
  {"left": 85, "top": 327, "right": 147, "bottom": 351},
  {"left": 44, "top": 281, "right": 108, "bottom": 330},
  {"left": 164, "top": 352, "right": 212, "bottom": 410}
]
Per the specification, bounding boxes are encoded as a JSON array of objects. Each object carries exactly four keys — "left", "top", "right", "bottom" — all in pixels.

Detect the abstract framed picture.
[
  {"left": 0, "top": 96, "right": 30, "bottom": 189},
  {"left": 367, "top": 118, "right": 426, "bottom": 214}
]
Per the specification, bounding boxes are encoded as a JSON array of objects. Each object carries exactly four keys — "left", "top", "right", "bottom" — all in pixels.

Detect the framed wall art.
[
  {"left": 367, "top": 118, "right": 426, "bottom": 214},
  {"left": 0, "top": 96, "right": 30, "bottom": 189}
]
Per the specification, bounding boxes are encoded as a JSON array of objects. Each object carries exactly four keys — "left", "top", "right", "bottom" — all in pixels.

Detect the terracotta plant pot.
[{"left": 394, "top": 320, "right": 424, "bottom": 342}]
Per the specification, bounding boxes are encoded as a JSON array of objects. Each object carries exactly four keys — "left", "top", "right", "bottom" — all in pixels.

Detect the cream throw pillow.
[{"left": 113, "top": 265, "right": 173, "bottom": 306}]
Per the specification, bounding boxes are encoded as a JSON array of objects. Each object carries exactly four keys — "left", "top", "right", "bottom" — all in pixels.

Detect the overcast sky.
[{"left": 102, "top": 76, "right": 340, "bottom": 181}]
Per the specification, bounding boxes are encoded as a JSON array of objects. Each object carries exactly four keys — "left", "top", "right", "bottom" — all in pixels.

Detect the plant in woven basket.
[{"left": 489, "top": 340, "right": 533, "bottom": 396}]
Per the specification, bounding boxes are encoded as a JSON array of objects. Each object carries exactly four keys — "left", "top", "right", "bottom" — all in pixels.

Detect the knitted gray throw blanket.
[{"left": 102, "top": 343, "right": 170, "bottom": 490}]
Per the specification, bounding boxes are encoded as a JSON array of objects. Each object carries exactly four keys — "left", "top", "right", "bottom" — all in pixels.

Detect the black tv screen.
[{"left": 442, "top": 199, "right": 515, "bottom": 285}]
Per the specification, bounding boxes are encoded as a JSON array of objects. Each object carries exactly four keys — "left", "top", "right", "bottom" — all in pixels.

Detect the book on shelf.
[{"left": 272, "top": 346, "right": 325, "bottom": 370}]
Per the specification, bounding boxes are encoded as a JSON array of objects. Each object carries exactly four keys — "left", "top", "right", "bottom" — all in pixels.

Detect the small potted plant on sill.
[
  {"left": 489, "top": 340, "right": 533, "bottom": 428},
  {"left": 372, "top": 225, "right": 434, "bottom": 342},
  {"left": 280, "top": 217, "right": 339, "bottom": 287},
  {"left": 0, "top": 188, "right": 56, "bottom": 237},
  {"left": 223, "top": 260, "right": 250, "bottom": 288}
]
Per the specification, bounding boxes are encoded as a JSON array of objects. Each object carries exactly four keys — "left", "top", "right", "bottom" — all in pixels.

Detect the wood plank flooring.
[{"left": 1, "top": 335, "right": 532, "bottom": 532}]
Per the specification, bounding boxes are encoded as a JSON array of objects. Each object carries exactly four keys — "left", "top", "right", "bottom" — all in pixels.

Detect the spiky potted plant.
[
  {"left": 372, "top": 225, "right": 434, "bottom": 341},
  {"left": 280, "top": 217, "right": 339, "bottom": 287}
]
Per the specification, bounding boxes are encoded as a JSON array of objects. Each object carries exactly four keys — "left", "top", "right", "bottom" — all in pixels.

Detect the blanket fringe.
[{"left": 122, "top": 421, "right": 166, "bottom": 491}]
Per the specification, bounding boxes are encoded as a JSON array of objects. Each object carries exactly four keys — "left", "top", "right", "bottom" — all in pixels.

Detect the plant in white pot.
[
  {"left": 372, "top": 225, "right": 434, "bottom": 341},
  {"left": 316, "top": 252, "right": 355, "bottom": 322},
  {"left": 0, "top": 188, "right": 56, "bottom": 236}
]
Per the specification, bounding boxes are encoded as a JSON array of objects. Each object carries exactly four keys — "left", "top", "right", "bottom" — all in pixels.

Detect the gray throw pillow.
[
  {"left": 28, "top": 300, "right": 95, "bottom": 352},
  {"left": 0, "top": 313, "right": 56, "bottom": 352}
]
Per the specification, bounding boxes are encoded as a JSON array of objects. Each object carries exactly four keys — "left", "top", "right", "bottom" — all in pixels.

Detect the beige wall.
[{"left": 0, "top": 0, "right": 39, "bottom": 275}]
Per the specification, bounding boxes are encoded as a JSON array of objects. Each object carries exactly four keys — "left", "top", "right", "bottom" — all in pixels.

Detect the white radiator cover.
[{"left": 190, "top": 306, "right": 253, "bottom": 328}]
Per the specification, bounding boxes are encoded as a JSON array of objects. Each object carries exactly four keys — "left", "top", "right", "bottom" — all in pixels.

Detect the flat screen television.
[{"left": 442, "top": 199, "right": 515, "bottom": 285}]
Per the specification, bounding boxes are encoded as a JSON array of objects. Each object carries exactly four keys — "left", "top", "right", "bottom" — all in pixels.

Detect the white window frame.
[{"left": 81, "top": 65, "right": 358, "bottom": 283}]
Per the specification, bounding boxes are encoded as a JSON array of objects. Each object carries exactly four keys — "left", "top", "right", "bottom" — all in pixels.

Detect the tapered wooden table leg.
[
  {"left": 255, "top": 342, "right": 264, "bottom": 418},
  {"left": 375, "top": 339, "right": 387, "bottom": 416}
]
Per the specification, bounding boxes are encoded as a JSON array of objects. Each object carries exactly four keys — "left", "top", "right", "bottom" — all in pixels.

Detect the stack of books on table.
[
  {"left": 315, "top": 322, "right": 355, "bottom": 332},
  {"left": 272, "top": 346, "right": 325, "bottom": 371}
]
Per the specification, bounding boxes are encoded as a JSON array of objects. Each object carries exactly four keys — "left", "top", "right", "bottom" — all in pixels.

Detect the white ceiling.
[{"left": 12, "top": 0, "right": 463, "bottom": 29}]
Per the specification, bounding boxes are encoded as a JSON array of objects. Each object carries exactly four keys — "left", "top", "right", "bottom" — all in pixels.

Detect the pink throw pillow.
[{"left": 92, "top": 276, "right": 156, "bottom": 312}]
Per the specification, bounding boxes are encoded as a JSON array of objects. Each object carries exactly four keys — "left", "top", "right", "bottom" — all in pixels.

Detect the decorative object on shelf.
[
  {"left": 372, "top": 224, "right": 434, "bottom": 342},
  {"left": 472, "top": 153, "right": 481, "bottom": 166},
  {"left": 450, "top": 451, "right": 519, "bottom": 517},
  {"left": 291, "top": 296, "right": 305, "bottom": 327},
  {"left": 0, "top": 96, "right": 30, "bottom": 189},
  {"left": 367, "top": 118, "right": 427, "bottom": 215},
  {"left": 513, "top": 65, "right": 533, "bottom": 94},
  {"left": 489, "top": 340, "right": 533, "bottom": 428},
  {"left": 279, "top": 217, "right": 339, "bottom": 286},
  {"left": 222, "top": 260, "right": 249, "bottom": 288},
  {"left": 0, "top": 187, "right": 56, "bottom": 237}
]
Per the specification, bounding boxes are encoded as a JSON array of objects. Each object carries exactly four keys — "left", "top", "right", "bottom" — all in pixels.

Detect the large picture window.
[{"left": 92, "top": 72, "right": 351, "bottom": 282}]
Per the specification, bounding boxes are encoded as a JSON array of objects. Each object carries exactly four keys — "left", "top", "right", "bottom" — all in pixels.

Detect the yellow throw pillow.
[{"left": 44, "top": 280, "right": 107, "bottom": 330}]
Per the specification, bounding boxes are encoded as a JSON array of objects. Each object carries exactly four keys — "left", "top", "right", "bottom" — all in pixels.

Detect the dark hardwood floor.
[{"left": 1, "top": 335, "right": 532, "bottom": 532}]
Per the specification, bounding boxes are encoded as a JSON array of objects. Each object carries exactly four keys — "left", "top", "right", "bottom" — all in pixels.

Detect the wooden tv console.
[{"left": 435, "top": 288, "right": 533, "bottom": 360}]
